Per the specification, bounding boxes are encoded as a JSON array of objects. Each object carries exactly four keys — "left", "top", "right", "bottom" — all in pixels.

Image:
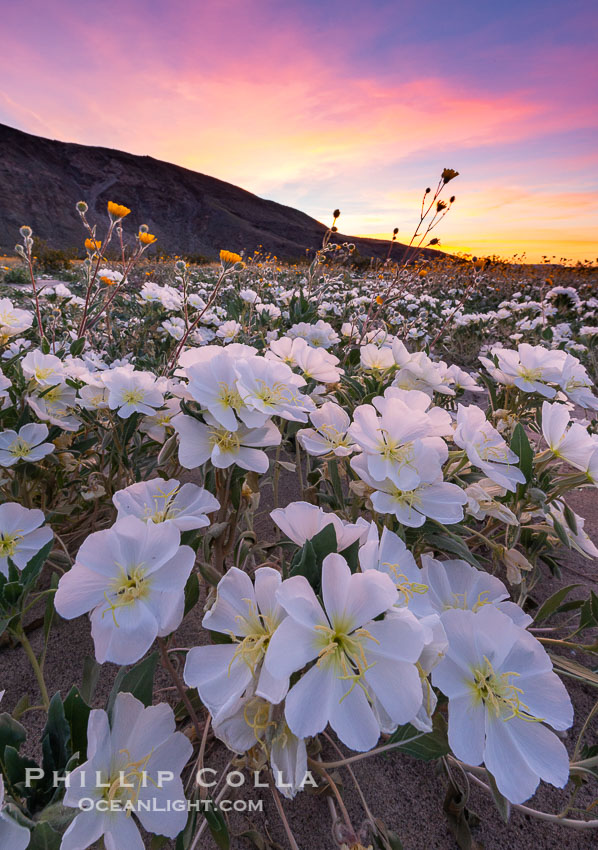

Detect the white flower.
[
  {"left": 0, "top": 503, "right": 53, "bottom": 577},
  {"left": 558, "top": 355, "right": 598, "bottom": 409},
  {"left": 348, "top": 400, "right": 445, "bottom": 491},
  {"left": 139, "top": 398, "right": 182, "bottom": 443},
  {"left": 235, "top": 357, "right": 315, "bottom": 424},
  {"left": 545, "top": 500, "right": 598, "bottom": 558},
  {"left": 27, "top": 382, "right": 81, "bottom": 431},
  {"left": 412, "top": 555, "right": 532, "bottom": 627},
  {"left": 77, "top": 380, "right": 110, "bottom": 411},
  {"left": 0, "top": 298, "right": 33, "bottom": 342},
  {"left": 0, "top": 777, "right": 30, "bottom": 850},
  {"left": 185, "top": 350, "right": 247, "bottom": 431},
  {"left": 61, "top": 692, "right": 192, "bottom": 850},
  {"left": 271, "top": 501, "right": 367, "bottom": 551},
  {"left": 113, "top": 478, "right": 219, "bottom": 530},
  {"left": 445, "top": 364, "right": 484, "bottom": 393},
  {"left": 239, "top": 288, "right": 260, "bottom": 304},
  {"left": 174, "top": 412, "right": 281, "bottom": 472},
  {"left": 358, "top": 525, "right": 423, "bottom": 606},
  {"left": 267, "top": 337, "right": 343, "bottom": 383},
  {"left": 216, "top": 319, "right": 242, "bottom": 342},
  {"left": 264, "top": 553, "right": 425, "bottom": 751},
  {"left": 454, "top": 404, "right": 525, "bottom": 492},
  {"left": 433, "top": 607, "right": 572, "bottom": 804},
  {"left": 296, "top": 402, "right": 354, "bottom": 456},
  {"left": 211, "top": 687, "right": 308, "bottom": 799},
  {"left": 21, "top": 350, "right": 66, "bottom": 385},
  {"left": 184, "top": 567, "right": 288, "bottom": 721},
  {"left": 351, "top": 453, "right": 467, "bottom": 527},
  {"left": 465, "top": 479, "right": 518, "bottom": 525},
  {"left": 101, "top": 367, "right": 165, "bottom": 417},
  {"left": 0, "top": 424, "right": 54, "bottom": 466},
  {"left": 54, "top": 517, "right": 194, "bottom": 664},
  {"left": 360, "top": 343, "right": 395, "bottom": 372},
  {"left": 494, "top": 344, "right": 565, "bottom": 397},
  {"left": 541, "top": 401, "right": 595, "bottom": 470}
]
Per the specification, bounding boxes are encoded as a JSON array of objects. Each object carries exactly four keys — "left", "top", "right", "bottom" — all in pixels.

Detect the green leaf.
[
  {"left": 184, "top": 572, "right": 200, "bottom": 617},
  {"left": 69, "top": 337, "right": 86, "bottom": 356},
  {"left": 63, "top": 687, "right": 91, "bottom": 762},
  {"left": 80, "top": 656, "right": 101, "bottom": 704},
  {"left": 386, "top": 713, "right": 449, "bottom": 761},
  {"left": 107, "top": 651, "right": 159, "bottom": 715},
  {"left": 485, "top": 770, "right": 511, "bottom": 823},
  {"left": 41, "top": 694, "right": 70, "bottom": 776},
  {"left": 203, "top": 801, "right": 230, "bottom": 850},
  {"left": 20, "top": 540, "right": 54, "bottom": 588},
  {"left": 28, "top": 822, "right": 61, "bottom": 850},
  {"left": 0, "top": 712, "right": 27, "bottom": 765},
  {"left": 535, "top": 584, "right": 579, "bottom": 623},
  {"left": 510, "top": 423, "right": 533, "bottom": 483},
  {"left": 425, "top": 532, "right": 481, "bottom": 568}
]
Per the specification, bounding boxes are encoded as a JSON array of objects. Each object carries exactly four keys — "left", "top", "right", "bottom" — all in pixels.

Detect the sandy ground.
[{"left": 1, "top": 471, "right": 597, "bottom": 849}]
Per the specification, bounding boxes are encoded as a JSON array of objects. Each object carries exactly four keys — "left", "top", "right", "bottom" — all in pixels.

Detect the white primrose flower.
[
  {"left": 61, "top": 692, "right": 192, "bottom": 850},
  {"left": 0, "top": 423, "right": 54, "bottom": 466},
  {"left": 296, "top": 402, "right": 354, "bottom": 456},
  {"left": 184, "top": 350, "right": 248, "bottom": 431},
  {"left": 0, "top": 372, "right": 11, "bottom": 409},
  {"left": 541, "top": 401, "right": 595, "bottom": 471},
  {"left": 545, "top": 499, "right": 598, "bottom": 558},
  {"left": 0, "top": 503, "right": 53, "bottom": 577},
  {"left": 271, "top": 501, "right": 367, "bottom": 551},
  {"left": 212, "top": 686, "right": 309, "bottom": 800},
  {"left": 360, "top": 343, "right": 395, "bottom": 372},
  {"left": 392, "top": 351, "right": 455, "bottom": 397},
  {"left": 216, "top": 319, "right": 242, "bottom": 342},
  {"left": 77, "top": 380, "right": 110, "bottom": 411},
  {"left": 453, "top": 404, "right": 526, "bottom": 492},
  {"left": 494, "top": 343, "right": 565, "bottom": 397},
  {"left": 113, "top": 478, "right": 219, "bottom": 531},
  {"left": 444, "top": 363, "right": 484, "bottom": 393},
  {"left": 0, "top": 298, "right": 33, "bottom": 342},
  {"left": 432, "top": 607, "right": 572, "bottom": 804},
  {"left": 184, "top": 567, "right": 288, "bottom": 720},
  {"left": 558, "top": 353, "right": 598, "bottom": 409},
  {"left": 358, "top": 525, "right": 424, "bottom": 606},
  {"left": 265, "top": 554, "right": 426, "bottom": 751},
  {"left": 350, "top": 453, "right": 467, "bottom": 527},
  {"left": 54, "top": 517, "right": 195, "bottom": 664},
  {"left": 376, "top": 386, "right": 453, "bottom": 437},
  {"left": 235, "top": 357, "right": 315, "bottom": 424},
  {"left": 268, "top": 337, "right": 343, "bottom": 384},
  {"left": 139, "top": 397, "right": 182, "bottom": 443},
  {"left": 410, "top": 555, "right": 532, "bottom": 627},
  {"left": 174, "top": 411, "right": 280, "bottom": 472},
  {"left": 465, "top": 479, "right": 519, "bottom": 525},
  {"left": 0, "top": 777, "right": 30, "bottom": 850},
  {"left": 21, "top": 350, "right": 66, "bottom": 385},
  {"left": 101, "top": 366, "right": 165, "bottom": 417},
  {"left": 27, "top": 382, "right": 81, "bottom": 431},
  {"left": 348, "top": 399, "right": 446, "bottom": 491}
]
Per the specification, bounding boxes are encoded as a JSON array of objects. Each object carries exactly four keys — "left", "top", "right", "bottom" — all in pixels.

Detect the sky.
[{"left": 1, "top": 0, "right": 597, "bottom": 262}]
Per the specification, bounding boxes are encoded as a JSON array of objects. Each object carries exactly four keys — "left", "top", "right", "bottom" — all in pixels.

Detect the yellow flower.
[
  {"left": 138, "top": 232, "right": 157, "bottom": 245},
  {"left": 375, "top": 295, "right": 384, "bottom": 305},
  {"left": 219, "top": 250, "right": 244, "bottom": 267},
  {"left": 85, "top": 238, "right": 102, "bottom": 253},
  {"left": 100, "top": 275, "right": 117, "bottom": 286},
  {"left": 107, "top": 201, "right": 131, "bottom": 219}
]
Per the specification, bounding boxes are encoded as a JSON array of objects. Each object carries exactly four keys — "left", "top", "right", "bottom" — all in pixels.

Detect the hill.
[{"left": 0, "top": 123, "right": 413, "bottom": 262}]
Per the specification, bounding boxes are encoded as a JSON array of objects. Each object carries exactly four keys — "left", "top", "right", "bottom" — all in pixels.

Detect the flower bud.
[{"left": 19, "top": 225, "right": 32, "bottom": 238}]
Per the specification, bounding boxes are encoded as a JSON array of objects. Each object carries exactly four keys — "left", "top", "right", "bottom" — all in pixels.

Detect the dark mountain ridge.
[{"left": 0, "top": 122, "right": 421, "bottom": 262}]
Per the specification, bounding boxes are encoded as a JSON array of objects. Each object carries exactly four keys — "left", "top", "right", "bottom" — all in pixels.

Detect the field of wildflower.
[{"left": 0, "top": 189, "right": 597, "bottom": 850}]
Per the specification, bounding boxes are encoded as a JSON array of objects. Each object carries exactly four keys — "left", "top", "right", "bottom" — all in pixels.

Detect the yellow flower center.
[
  {"left": 0, "top": 531, "right": 24, "bottom": 558},
  {"left": 470, "top": 656, "right": 541, "bottom": 722},
  {"left": 122, "top": 388, "right": 146, "bottom": 405},
  {"left": 208, "top": 427, "right": 241, "bottom": 453},
  {"left": 9, "top": 438, "right": 32, "bottom": 458},
  {"left": 314, "top": 621, "right": 379, "bottom": 701}
]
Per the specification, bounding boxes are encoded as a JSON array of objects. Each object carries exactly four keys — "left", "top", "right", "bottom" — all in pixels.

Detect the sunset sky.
[{"left": 1, "top": 0, "right": 597, "bottom": 262}]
